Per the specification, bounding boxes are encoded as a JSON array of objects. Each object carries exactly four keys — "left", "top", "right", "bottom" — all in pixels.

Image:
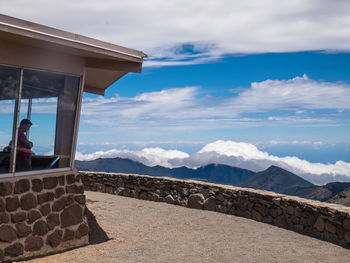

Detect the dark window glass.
[{"left": 0, "top": 65, "right": 20, "bottom": 175}]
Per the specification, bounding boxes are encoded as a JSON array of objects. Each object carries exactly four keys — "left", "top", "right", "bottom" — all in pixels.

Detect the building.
[{"left": 0, "top": 13, "right": 146, "bottom": 261}]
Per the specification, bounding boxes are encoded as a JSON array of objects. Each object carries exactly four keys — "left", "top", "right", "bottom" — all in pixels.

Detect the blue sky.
[
  {"left": 79, "top": 52, "right": 350, "bottom": 160},
  {"left": 2, "top": 0, "right": 350, "bottom": 183}
]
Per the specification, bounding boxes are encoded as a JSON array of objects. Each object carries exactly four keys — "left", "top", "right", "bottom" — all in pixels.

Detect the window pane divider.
[
  {"left": 26, "top": 98, "right": 32, "bottom": 138},
  {"left": 70, "top": 74, "right": 84, "bottom": 169},
  {"left": 9, "top": 68, "right": 23, "bottom": 176}
]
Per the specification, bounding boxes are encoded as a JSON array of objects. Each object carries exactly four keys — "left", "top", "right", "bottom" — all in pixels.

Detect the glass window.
[
  {"left": 0, "top": 65, "right": 20, "bottom": 175},
  {"left": 0, "top": 65, "right": 80, "bottom": 175},
  {"left": 15, "top": 69, "right": 80, "bottom": 173}
]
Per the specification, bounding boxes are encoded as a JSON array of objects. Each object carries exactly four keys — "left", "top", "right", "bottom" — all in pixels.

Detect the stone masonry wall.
[
  {"left": 81, "top": 171, "right": 350, "bottom": 249},
  {"left": 0, "top": 172, "right": 88, "bottom": 262}
]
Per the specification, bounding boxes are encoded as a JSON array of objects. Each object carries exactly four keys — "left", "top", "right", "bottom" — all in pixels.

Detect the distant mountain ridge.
[
  {"left": 75, "top": 157, "right": 255, "bottom": 186},
  {"left": 289, "top": 182, "right": 350, "bottom": 202},
  {"left": 238, "top": 165, "right": 314, "bottom": 193},
  {"left": 75, "top": 157, "right": 350, "bottom": 202},
  {"left": 328, "top": 187, "right": 350, "bottom": 207}
]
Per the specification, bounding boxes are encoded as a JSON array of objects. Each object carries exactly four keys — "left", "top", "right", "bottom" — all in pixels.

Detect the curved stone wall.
[
  {"left": 0, "top": 172, "right": 88, "bottom": 262},
  {"left": 81, "top": 171, "right": 350, "bottom": 249}
]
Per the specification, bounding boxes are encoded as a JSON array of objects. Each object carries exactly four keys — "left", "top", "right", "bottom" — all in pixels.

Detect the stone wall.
[
  {"left": 0, "top": 172, "right": 88, "bottom": 262},
  {"left": 81, "top": 171, "right": 350, "bottom": 249}
]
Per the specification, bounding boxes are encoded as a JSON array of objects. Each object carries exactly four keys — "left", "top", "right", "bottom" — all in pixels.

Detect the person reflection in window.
[{"left": 16, "top": 119, "right": 33, "bottom": 171}]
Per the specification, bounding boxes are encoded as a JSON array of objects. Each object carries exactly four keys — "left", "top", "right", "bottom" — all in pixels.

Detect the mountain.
[
  {"left": 323, "top": 185, "right": 350, "bottom": 205},
  {"left": 238, "top": 165, "right": 314, "bottom": 194},
  {"left": 76, "top": 158, "right": 350, "bottom": 203},
  {"left": 75, "top": 157, "right": 255, "bottom": 186},
  {"left": 192, "top": 164, "right": 256, "bottom": 185},
  {"left": 232, "top": 165, "right": 350, "bottom": 201},
  {"left": 76, "top": 157, "right": 172, "bottom": 177},
  {"left": 288, "top": 182, "right": 350, "bottom": 202}
]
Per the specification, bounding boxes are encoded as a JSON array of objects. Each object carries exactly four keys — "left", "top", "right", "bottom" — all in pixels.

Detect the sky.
[{"left": 1, "top": 0, "right": 350, "bottom": 184}]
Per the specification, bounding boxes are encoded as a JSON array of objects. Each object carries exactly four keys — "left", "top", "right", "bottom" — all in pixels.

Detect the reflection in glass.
[
  {"left": 0, "top": 65, "right": 80, "bottom": 175},
  {"left": 15, "top": 69, "right": 80, "bottom": 172},
  {"left": 0, "top": 65, "right": 19, "bottom": 174}
]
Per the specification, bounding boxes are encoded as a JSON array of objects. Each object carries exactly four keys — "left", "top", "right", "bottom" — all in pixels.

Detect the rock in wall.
[
  {"left": 81, "top": 171, "right": 350, "bottom": 249},
  {"left": 0, "top": 172, "right": 88, "bottom": 262}
]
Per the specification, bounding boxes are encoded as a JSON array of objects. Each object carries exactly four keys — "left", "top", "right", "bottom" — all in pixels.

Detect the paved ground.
[{"left": 21, "top": 191, "right": 350, "bottom": 263}]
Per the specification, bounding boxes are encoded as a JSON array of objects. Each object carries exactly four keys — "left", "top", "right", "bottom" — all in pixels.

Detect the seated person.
[{"left": 16, "top": 119, "right": 33, "bottom": 171}]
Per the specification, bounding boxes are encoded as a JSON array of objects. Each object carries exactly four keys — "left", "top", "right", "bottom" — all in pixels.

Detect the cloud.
[
  {"left": 81, "top": 86, "right": 202, "bottom": 129},
  {"left": 231, "top": 74, "right": 350, "bottom": 112},
  {"left": 268, "top": 140, "right": 324, "bottom": 146},
  {"left": 0, "top": 101, "right": 15, "bottom": 114},
  {"left": 76, "top": 140, "right": 350, "bottom": 185},
  {"left": 0, "top": 98, "right": 57, "bottom": 114},
  {"left": 2, "top": 0, "right": 350, "bottom": 64},
  {"left": 80, "top": 75, "right": 350, "bottom": 132},
  {"left": 76, "top": 147, "right": 189, "bottom": 168}
]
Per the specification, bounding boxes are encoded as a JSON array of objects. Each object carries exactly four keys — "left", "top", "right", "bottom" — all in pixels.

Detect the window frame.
[{"left": 0, "top": 63, "right": 83, "bottom": 178}]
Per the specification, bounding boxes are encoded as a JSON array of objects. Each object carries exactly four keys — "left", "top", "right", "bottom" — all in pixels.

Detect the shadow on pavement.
[{"left": 86, "top": 207, "right": 111, "bottom": 244}]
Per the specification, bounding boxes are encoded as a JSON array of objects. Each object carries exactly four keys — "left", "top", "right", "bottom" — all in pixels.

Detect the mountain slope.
[
  {"left": 238, "top": 165, "right": 314, "bottom": 194},
  {"left": 76, "top": 157, "right": 172, "bottom": 177},
  {"left": 75, "top": 157, "right": 255, "bottom": 185},
  {"left": 310, "top": 183, "right": 350, "bottom": 203},
  {"left": 328, "top": 187, "right": 350, "bottom": 206}
]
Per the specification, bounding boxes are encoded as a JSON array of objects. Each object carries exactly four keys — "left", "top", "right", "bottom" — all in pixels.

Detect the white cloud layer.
[
  {"left": 233, "top": 75, "right": 350, "bottom": 111},
  {"left": 76, "top": 147, "right": 189, "bottom": 168},
  {"left": 76, "top": 140, "right": 350, "bottom": 185},
  {"left": 2, "top": 0, "right": 350, "bottom": 64},
  {"left": 80, "top": 75, "right": 350, "bottom": 132},
  {"left": 268, "top": 140, "right": 324, "bottom": 146}
]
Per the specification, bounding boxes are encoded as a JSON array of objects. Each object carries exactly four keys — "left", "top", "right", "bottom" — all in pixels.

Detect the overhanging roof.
[{"left": 0, "top": 14, "right": 146, "bottom": 95}]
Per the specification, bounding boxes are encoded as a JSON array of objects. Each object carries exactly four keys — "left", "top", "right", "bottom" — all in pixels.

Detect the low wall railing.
[{"left": 81, "top": 171, "right": 350, "bottom": 248}]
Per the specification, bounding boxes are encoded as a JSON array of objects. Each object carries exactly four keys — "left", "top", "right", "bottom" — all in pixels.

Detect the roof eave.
[{"left": 0, "top": 13, "right": 147, "bottom": 63}]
